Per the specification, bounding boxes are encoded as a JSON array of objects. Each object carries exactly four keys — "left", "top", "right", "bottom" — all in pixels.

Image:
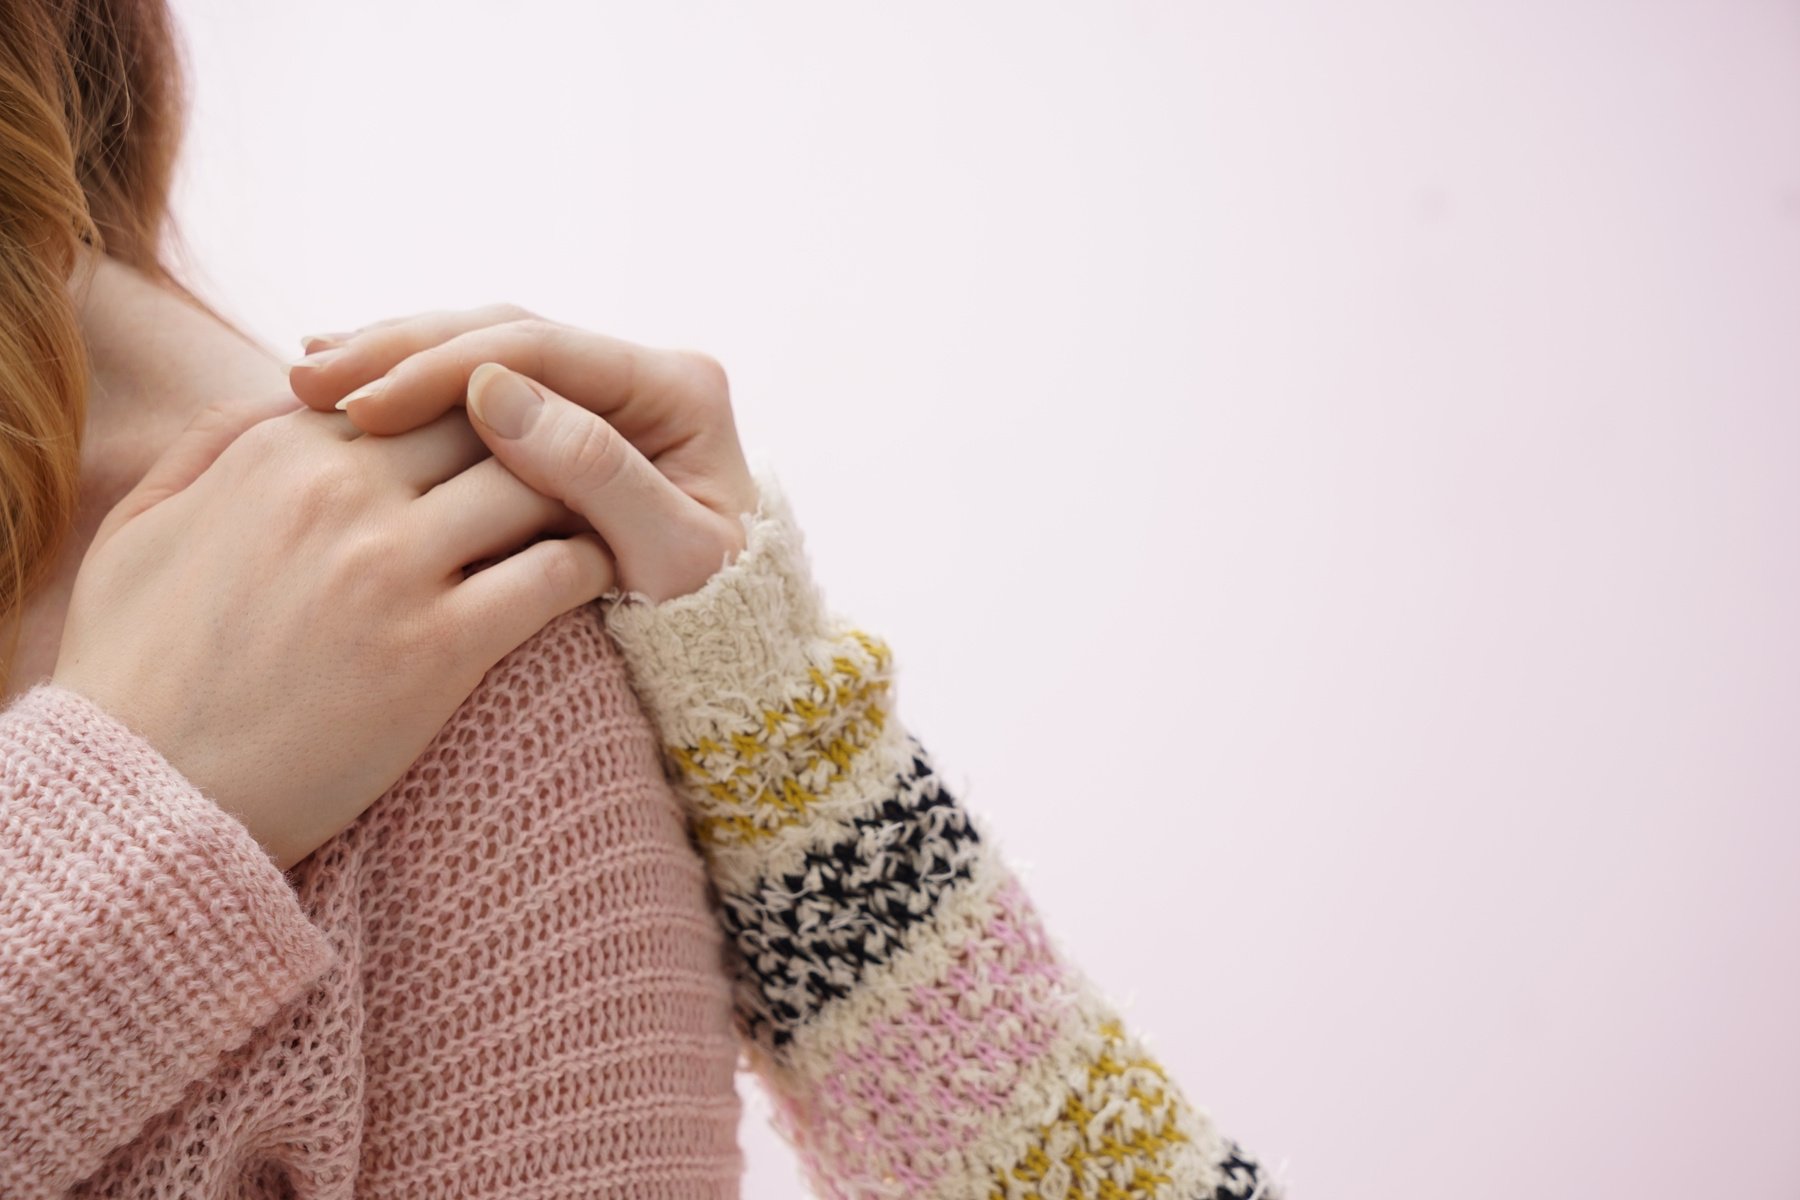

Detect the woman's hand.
[
  {"left": 287, "top": 306, "right": 757, "bottom": 603},
  {"left": 53, "top": 392, "right": 610, "bottom": 869}
]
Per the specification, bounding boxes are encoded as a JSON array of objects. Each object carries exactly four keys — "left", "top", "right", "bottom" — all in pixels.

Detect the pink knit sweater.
[
  {"left": 1, "top": 605, "right": 743, "bottom": 1199},
  {"left": 1, "top": 475, "right": 1279, "bottom": 1200}
]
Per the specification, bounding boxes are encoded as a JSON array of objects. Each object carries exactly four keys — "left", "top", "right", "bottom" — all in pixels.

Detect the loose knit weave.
[
  {"left": 1, "top": 606, "right": 744, "bottom": 1199},
  {"left": 0, "top": 472, "right": 1280, "bottom": 1200},
  {"left": 605, "top": 477, "right": 1279, "bottom": 1200}
]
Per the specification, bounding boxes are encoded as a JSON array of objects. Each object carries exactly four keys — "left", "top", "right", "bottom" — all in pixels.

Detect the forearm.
[{"left": 606, "top": 475, "right": 1277, "bottom": 1199}]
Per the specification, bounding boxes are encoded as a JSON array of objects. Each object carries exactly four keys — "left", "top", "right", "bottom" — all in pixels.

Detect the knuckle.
[
  {"left": 507, "top": 317, "right": 564, "bottom": 374},
  {"left": 356, "top": 314, "right": 413, "bottom": 336},
  {"left": 557, "top": 417, "right": 626, "bottom": 496},
  {"left": 216, "top": 413, "right": 299, "bottom": 475},
  {"left": 323, "top": 524, "right": 402, "bottom": 600},
  {"left": 676, "top": 348, "right": 730, "bottom": 402},
  {"left": 190, "top": 400, "right": 245, "bottom": 438},
  {"left": 338, "top": 526, "right": 392, "bottom": 574},
  {"left": 310, "top": 454, "right": 364, "bottom": 497},
  {"left": 292, "top": 454, "right": 369, "bottom": 518},
  {"left": 534, "top": 542, "right": 583, "bottom": 597},
  {"left": 488, "top": 301, "right": 538, "bottom": 325},
  {"left": 471, "top": 317, "right": 563, "bottom": 382},
  {"left": 511, "top": 315, "right": 558, "bottom": 338},
  {"left": 233, "top": 411, "right": 298, "bottom": 456}
]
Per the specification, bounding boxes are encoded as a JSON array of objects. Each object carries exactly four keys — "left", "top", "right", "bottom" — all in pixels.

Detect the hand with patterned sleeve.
[
  {"left": 295, "top": 309, "right": 1283, "bottom": 1200},
  {"left": 602, "top": 478, "right": 1281, "bottom": 1200}
]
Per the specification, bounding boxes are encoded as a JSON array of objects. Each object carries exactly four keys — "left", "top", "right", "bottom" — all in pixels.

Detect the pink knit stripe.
[{"left": 782, "top": 874, "right": 1076, "bottom": 1193}]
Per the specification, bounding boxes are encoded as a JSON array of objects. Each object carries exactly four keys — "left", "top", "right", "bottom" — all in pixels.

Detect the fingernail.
[
  {"left": 467, "top": 363, "right": 541, "bottom": 438},
  {"left": 299, "top": 332, "right": 351, "bottom": 354},
  {"left": 289, "top": 347, "right": 342, "bottom": 373},
  {"left": 335, "top": 378, "right": 386, "bottom": 412}
]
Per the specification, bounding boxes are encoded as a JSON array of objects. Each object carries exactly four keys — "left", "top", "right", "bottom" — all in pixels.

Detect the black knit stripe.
[
  {"left": 1208, "top": 1142, "right": 1269, "bottom": 1200},
  {"left": 718, "top": 738, "right": 981, "bottom": 1048}
]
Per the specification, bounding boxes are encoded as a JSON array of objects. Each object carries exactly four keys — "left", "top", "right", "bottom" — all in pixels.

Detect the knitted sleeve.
[
  {"left": 603, "top": 475, "right": 1280, "bottom": 1200},
  {"left": 0, "top": 683, "right": 337, "bottom": 1200}
]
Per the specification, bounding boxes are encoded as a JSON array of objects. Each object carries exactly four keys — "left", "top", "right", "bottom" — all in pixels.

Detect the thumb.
[
  {"left": 465, "top": 363, "right": 721, "bottom": 601},
  {"left": 103, "top": 391, "right": 304, "bottom": 538}
]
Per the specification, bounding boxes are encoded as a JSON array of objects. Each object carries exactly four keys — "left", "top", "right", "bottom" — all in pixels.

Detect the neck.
[
  {"left": 2, "top": 256, "right": 289, "bottom": 701},
  {"left": 73, "top": 253, "right": 287, "bottom": 504}
]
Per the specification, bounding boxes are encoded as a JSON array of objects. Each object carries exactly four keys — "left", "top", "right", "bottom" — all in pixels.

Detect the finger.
[
  {"left": 413, "top": 455, "right": 587, "bottom": 571},
  {"left": 286, "top": 303, "right": 535, "bottom": 413},
  {"left": 329, "top": 319, "right": 723, "bottom": 456},
  {"left": 299, "top": 331, "right": 353, "bottom": 355},
  {"left": 297, "top": 313, "right": 413, "bottom": 354},
  {"left": 450, "top": 532, "right": 616, "bottom": 665},
  {"left": 464, "top": 364, "right": 729, "bottom": 601},
  {"left": 350, "top": 406, "right": 491, "bottom": 493},
  {"left": 104, "top": 390, "right": 305, "bottom": 536}
]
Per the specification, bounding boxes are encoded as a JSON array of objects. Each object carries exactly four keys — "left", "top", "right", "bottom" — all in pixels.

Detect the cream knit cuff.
[{"left": 601, "top": 471, "right": 835, "bottom": 744}]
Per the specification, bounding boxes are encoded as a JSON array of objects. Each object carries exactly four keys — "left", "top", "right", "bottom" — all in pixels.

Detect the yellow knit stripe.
[
  {"left": 989, "top": 1021, "right": 1192, "bottom": 1200},
  {"left": 663, "top": 630, "right": 893, "bottom": 849}
]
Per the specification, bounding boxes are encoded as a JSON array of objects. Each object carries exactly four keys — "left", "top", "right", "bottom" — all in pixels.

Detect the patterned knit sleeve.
[
  {"left": 0, "top": 684, "right": 337, "bottom": 1200},
  {"left": 603, "top": 474, "right": 1280, "bottom": 1200}
]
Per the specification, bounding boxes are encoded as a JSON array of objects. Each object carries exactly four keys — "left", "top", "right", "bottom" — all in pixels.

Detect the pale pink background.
[{"left": 167, "top": 3, "right": 1800, "bottom": 1196}]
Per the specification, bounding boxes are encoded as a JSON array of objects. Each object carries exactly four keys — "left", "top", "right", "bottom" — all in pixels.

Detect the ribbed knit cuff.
[
  {"left": 0, "top": 683, "right": 337, "bottom": 1190},
  {"left": 602, "top": 472, "right": 906, "bottom": 893},
  {"left": 598, "top": 480, "right": 1284, "bottom": 1200},
  {"left": 602, "top": 472, "right": 834, "bottom": 744}
]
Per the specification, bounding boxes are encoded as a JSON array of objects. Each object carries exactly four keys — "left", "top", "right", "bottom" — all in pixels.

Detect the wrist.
[
  {"left": 47, "top": 667, "right": 315, "bottom": 868},
  {"left": 603, "top": 472, "right": 831, "bottom": 735},
  {"left": 603, "top": 473, "right": 907, "bottom": 887}
]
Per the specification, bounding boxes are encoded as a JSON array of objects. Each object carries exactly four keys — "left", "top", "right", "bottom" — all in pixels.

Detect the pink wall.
[{"left": 170, "top": 2, "right": 1800, "bottom": 1194}]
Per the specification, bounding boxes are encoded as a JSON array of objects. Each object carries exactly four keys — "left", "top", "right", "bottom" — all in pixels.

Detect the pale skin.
[{"left": 8, "top": 253, "right": 756, "bottom": 870}]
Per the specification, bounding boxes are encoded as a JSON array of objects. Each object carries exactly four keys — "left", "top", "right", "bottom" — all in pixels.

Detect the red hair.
[{"left": 0, "top": 0, "right": 188, "bottom": 665}]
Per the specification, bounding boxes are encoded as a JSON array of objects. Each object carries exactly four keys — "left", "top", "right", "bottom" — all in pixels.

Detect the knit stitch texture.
[
  {"left": 1, "top": 606, "right": 744, "bottom": 1199},
  {"left": 605, "top": 475, "right": 1279, "bottom": 1200},
  {"left": 0, "top": 472, "right": 1278, "bottom": 1200}
]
